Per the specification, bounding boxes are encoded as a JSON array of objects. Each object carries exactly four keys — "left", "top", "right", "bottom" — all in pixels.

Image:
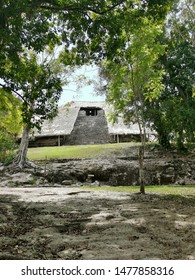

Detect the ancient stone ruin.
[{"left": 29, "top": 101, "right": 154, "bottom": 147}]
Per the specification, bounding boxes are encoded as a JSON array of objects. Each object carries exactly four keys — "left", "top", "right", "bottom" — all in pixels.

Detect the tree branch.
[
  {"left": 35, "top": 0, "right": 126, "bottom": 15},
  {"left": 0, "top": 82, "right": 26, "bottom": 103}
]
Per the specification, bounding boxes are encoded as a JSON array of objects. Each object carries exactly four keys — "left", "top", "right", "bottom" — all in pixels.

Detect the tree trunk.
[
  {"left": 177, "top": 130, "right": 185, "bottom": 151},
  {"left": 13, "top": 124, "right": 30, "bottom": 169},
  {"left": 136, "top": 117, "right": 146, "bottom": 194},
  {"left": 138, "top": 145, "right": 145, "bottom": 194},
  {"left": 158, "top": 131, "right": 171, "bottom": 149}
]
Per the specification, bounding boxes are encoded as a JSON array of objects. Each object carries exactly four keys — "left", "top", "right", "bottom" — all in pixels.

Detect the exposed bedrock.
[
  {"left": 1, "top": 153, "right": 194, "bottom": 187},
  {"left": 44, "top": 158, "right": 195, "bottom": 186}
]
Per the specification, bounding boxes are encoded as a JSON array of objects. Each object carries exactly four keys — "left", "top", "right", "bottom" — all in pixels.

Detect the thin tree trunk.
[
  {"left": 13, "top": 124, "right": 30, "bottom": 169},
  {"left": 129, "top": 63, "right": 146, "bottom": 194},
  {"left": 138, "top": 145, "right": 145, "bottom": 194},
  {"left": 136, "top": 111, "right": 146, "bottom": 194}
]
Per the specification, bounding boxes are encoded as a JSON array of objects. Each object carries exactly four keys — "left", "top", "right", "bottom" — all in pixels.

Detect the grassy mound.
[{"left": 27, "top": 142, "right": 139, "bottom": 160}]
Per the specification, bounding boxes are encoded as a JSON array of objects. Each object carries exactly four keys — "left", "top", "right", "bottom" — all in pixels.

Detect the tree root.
[{"left": 8, "top": 159, "right": 44, "bottom": 174}]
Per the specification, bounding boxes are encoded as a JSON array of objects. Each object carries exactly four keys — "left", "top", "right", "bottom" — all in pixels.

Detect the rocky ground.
[
  {"left": 0, "top": 147, "right": 194, "bottom": 260},
  {"left": 0, "top": 185, "right": 194, "bottom": 260},
  {"left": 31, "top": 146, "right": 195, "bottom": 186}
]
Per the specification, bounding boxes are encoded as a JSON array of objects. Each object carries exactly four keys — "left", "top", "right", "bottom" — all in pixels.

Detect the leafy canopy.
[
  {"left": 2, "top": 50, "right": 65, "bottom": 129},
  {"left": 0, "top": 89, "right": 22, "bottom": 135}
]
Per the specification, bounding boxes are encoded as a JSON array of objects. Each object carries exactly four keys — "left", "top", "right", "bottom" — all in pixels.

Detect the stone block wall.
[{"left": 65, "top": 108, "right": 110, "bottom": 145}]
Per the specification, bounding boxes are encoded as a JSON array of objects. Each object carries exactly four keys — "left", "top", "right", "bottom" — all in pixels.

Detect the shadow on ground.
[{"left": 0, "top": 189, "right": 194, "bottom": 260}]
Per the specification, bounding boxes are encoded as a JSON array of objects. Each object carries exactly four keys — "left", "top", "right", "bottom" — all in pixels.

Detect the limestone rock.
[
  {"left": 45, "top": 157, "right": 195, "bottom": 186},
  {"left": 62, "top": 180, "right": 73, "bottom": 186}
]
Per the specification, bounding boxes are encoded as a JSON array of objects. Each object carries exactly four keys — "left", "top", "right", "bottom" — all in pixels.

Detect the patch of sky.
[{"left": 59, "top": 64, "right": 106, "bottom": 105}]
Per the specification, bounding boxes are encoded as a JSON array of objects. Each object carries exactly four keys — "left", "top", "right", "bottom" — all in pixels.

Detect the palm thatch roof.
[
  {"left": 33, "top": 101, "right": 153, "bottom": 137},
  {"left": 33, "top": 106, "right": 79, "bottom": 137}
]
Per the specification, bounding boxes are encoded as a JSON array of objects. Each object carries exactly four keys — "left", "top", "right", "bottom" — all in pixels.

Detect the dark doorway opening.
[
  {"left": 81, "top": 107, "right": 101, "bottom": 116},
  {"left": 86, "top": 108, "right": 97, "bottom": 116}
]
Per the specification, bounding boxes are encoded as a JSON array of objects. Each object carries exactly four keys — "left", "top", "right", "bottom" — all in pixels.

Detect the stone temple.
[{"left": 29, "top": 101, "right": 154, "bottom": 147}]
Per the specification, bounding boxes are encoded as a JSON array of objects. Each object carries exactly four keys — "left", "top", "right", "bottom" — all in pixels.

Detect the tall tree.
[
  {"left": 100, "top": 17, "right": 166, "bottom": 193},
  {"left": 96, "top": 0, "right": 175, "bottom": 193},
  {"left": 0, "top": 0, "right": 176, "bottom": 170},
  {"left": 1, "top": 50, "right": 65, "bottom": 168},
  {"left": 164, "top": 0, "right": 195, "bottom": 148},
  {"left": 0, "top": 0, "right": 128, "bottom": 168},
  {"left": 0, "top": 0, "right": 176, "bottom": 72},
  {"left": 146, "top": 0, "right": 195, "bottom": 149}
]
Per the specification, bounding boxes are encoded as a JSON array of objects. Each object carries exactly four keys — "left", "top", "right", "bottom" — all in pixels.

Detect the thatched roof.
[
  {"left": 33, "top": 106, "right": 80, "bottom": 137},
  {"left": 33, "top": 101, "right": 152, "bottom": 137}
]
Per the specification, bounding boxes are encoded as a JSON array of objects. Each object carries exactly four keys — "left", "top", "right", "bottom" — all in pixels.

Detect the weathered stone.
[
  {"left": 53, "top": 183, "right": 62, "bottom": 187},
  {"left": 160, "top": 174, "right": 175, "bottom": 184},
  {"left": 0, "top": 165, "right": 5, "bottom": 172},
  {"left": 45, "top": 157, "right": 195, "bottom": 186},
  {"left": 175, "top": 179, "right": 185, "bottom": 185},
  {"left": 87, "top": 174, "right": 95, "bottom": 182},
  {"left": 91, "top": 180, "right": 101, "bottom": 186},
  {"left": 36, "top": 177, "right": 45, "bottom": 184},
  {"left": 57, "top": 249, "right": 77, "bottom": 259},
  {"left": 1, "top": 149, "right": 194, "bottom": 187},
  {"left": 62, "top": 180, "right": 73, "bottom": 185},
  {"left": 0, "top": 172, "right": 37, "bottom": 187}
]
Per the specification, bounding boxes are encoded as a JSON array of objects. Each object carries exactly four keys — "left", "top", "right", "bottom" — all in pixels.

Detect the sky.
[{"left": 58, "top": 65, "right": 106, "bottom": 105}]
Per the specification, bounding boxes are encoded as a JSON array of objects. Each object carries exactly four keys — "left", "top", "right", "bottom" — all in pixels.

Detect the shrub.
[{"left": 0, "top": 130, "right": 18, "bottom": 165}]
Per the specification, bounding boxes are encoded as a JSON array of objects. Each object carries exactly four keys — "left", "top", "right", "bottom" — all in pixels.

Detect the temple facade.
[{"left": 29, "top": 101, "right": 153, "bottom": 147}]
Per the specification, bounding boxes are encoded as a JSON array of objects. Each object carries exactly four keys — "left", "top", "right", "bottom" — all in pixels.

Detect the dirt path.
[{"left": 0, "top": 187, "right": 194, "bottom": 260}]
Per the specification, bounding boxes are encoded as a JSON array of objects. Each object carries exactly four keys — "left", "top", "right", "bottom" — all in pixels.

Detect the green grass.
[
  {"left": 27, "top": 143, "right": 195, "bottom": 198},
  {"left": 27, "top": 142, "right": 139, "bottom": 160},
  {"left": 83, "top": 185, "right": 195, "bottom": 196},
  {"left": 27, "top": 142, "right": 195, "bottom": 161}
]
